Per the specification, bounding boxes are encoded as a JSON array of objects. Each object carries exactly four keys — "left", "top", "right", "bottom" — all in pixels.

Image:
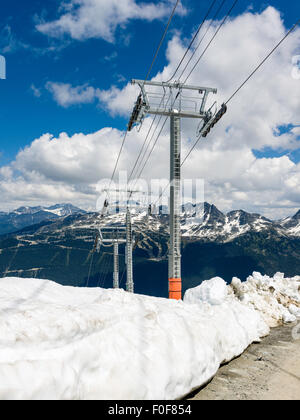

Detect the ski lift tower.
[
  {"left": 128, "top": 79, "right": 221, "bottom": 300},
  {"left": 98, "top": 188, "right": 139, "bottom": 293},
  {"left": 98, "top": 226, "right": 127, "bottom": 289},
  {"left": 98, "top": 220, "right": 135, "bottom": 292}
]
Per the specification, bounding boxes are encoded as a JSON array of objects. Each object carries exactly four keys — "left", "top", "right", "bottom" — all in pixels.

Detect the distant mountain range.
[
  {"left": 180, "top": 203, "right": 300, "bottom": 241},
  {"left": 0, "top": 202, "right": 299, "bottom": 298},
  {"left": 0, "top": 204, "right": 85, "bottom": 235}
]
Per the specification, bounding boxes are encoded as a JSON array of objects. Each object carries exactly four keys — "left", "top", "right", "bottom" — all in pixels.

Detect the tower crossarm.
[
  {"left": 128, "top": 79, "right": 217, "bottom": 130},
  {"left": 131, "top": 79, "right": 217, "bottom": 94}
]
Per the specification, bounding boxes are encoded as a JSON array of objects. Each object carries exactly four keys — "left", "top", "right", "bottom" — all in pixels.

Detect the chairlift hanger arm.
[{"left": 197, "top": 103, "right": 228, "bottom": 138}]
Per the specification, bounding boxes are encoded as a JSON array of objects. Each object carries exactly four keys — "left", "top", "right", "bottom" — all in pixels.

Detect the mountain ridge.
[
  {"left": 1, "top": 201, "right": 299, "bottom": 241},
  {"left": 0, "top": 202, "right": 299, "bottom": 298},
  {"left": 0, "top": 203, "right": 86, "bottom": 235}
]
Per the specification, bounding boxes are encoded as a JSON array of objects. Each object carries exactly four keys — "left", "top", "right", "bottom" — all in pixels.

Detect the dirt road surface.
[{"left": 187, "top": 322, "right": 300, "bottom": 400}]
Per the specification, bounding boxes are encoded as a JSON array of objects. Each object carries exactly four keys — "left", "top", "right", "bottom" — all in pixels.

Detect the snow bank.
[
  {"left": 230, "top": 272, "right": 300, "bottom": 327},
  {"left": 0, "top": 272, "right": 299, "bottom": 400},
  {"left": 184, "top": 277, "right": 228, "bottom": 305}
]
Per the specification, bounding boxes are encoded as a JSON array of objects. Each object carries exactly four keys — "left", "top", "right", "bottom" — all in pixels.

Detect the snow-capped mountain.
[
  {"left": 280, "top": 210, "right": 300, "bottom": 237},
  {"left": 91, "top": 199, "right": 300, "bottom": 241},
  {"left": 1, "top": 201, "right": 298, "bottom": 241},
  {"left": 98, "top": 202, "right": 294, "bottom": 242},
  {"left": 0, "top": 204, "right": 86, "bottom": 235},
  {"left": 0, "top": 202, "right": 299, "bottom": 298},
  {"left": 180, "top": 204, "right": 288, "bottom": 242},
  {"left": 12, "top": 203, "right": 83, "bottom": 217},
  {"left": 43, "top": 204, "right": 85, "bottom": 217}
]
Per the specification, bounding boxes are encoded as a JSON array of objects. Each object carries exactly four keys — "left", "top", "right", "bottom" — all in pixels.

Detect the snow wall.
[{"left": 0, "top": 272, "right": 299, "bottom": 400}]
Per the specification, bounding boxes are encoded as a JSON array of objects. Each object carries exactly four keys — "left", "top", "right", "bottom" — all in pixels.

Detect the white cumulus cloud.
[
  {"left": 46, "top": 82, "right": 101, "bottom": 107},
  {"left": 36, "top": 0, "right": 186, "bottom": 43}
]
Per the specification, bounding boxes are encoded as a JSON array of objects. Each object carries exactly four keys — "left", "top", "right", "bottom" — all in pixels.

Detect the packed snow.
[
  {"left": 0, "top": 272, "right": 299, "bottom": 400},
  {"left": 230, "top": 272, "right": 300, "bottom": 326}
]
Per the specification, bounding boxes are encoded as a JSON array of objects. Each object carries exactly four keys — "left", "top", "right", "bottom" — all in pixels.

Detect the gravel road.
[{"left": 186, "top": 322, "right": 300, "bottom": 400}]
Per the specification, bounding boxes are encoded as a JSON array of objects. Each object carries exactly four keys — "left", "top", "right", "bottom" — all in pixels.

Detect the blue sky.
[
  {"left": 0, "top": 0, "right": 299, "bottom": 164},
  {"left": 0, "top": 0, "right": 299, "bottom": 216}
]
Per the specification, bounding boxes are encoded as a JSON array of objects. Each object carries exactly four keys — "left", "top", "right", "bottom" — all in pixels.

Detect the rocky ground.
[{"left": 187, "top": 323, "right": 300, "bottom": 400}]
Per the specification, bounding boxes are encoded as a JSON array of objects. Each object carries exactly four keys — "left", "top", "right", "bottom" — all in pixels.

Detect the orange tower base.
[{"left": 169, "top": 278, "right": 182, "bottom": 300}]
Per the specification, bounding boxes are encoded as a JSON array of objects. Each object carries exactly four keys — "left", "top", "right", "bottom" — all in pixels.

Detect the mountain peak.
[{"left": 293, "top": 210, "right": 300, "bottom": 220}]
